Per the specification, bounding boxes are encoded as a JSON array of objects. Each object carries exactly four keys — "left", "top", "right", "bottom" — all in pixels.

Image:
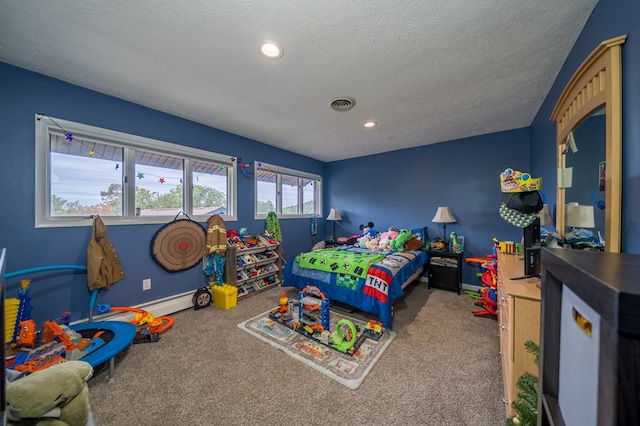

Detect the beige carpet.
[{"left": 87, "top": 282, "right": 506, "bottom": 425}]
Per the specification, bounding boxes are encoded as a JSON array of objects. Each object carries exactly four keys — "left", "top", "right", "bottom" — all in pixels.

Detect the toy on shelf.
[{"left": 97, "top": 304, "right": 175, "bottom": 343}]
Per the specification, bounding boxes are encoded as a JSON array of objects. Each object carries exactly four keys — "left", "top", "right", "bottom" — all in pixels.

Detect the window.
[
  {"left": 255, "top": 162, "right": 322, "bottom": 218},
  {"left": 35, "top": 115, "right": 237, "bottom": 227}
]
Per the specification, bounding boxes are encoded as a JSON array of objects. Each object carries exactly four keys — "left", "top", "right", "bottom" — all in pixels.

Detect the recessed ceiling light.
[
  {"left": 258, "top": 40, "right": 283, "bottom": 60},
  {"left": 364, "top": 121, "right": 377, "bottom": 128}
]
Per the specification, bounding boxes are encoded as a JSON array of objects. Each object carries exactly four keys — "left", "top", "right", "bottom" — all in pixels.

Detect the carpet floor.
[{"left": 87, "top": 282, "right": 506, "bottom": 425}]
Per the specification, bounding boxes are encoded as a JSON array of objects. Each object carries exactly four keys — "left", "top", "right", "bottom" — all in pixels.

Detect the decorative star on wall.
[{"left": 137, "top": 172, "right": 144, "bottom": 179}]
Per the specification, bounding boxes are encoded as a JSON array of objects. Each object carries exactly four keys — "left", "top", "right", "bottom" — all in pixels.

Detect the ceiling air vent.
[{"left": 329, "top": 97, "right": 356, "bottom": 112}]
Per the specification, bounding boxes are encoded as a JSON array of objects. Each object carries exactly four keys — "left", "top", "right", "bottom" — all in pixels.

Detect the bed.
[{"left": 283, "top": 227, "right": 428, "bottom": 328}]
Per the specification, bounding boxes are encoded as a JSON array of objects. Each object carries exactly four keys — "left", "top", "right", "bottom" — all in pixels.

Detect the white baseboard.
[{"left": 75, "top": 290, "right": 196, "bottom": 325}]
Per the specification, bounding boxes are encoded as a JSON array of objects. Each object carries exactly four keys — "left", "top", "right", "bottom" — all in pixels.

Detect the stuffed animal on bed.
[
  {"left": 356, "top": 221, "right": 377, "bottom": 248},
  {"left": 379, "top": 227, "right": 399, "bottom": 251},
  {"left": 391, "top": 229, "right": 413, "bottom": 252},
  {"left": 404, "top": 236, "right": 426, "bottom": 251},
  {"left": 366, "top": 235, "right": 381, "bottom": 251}
]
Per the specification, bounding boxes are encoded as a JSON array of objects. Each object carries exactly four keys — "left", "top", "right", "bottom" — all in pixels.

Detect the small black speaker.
[{"left": 525, "top": 246, "right": 541, "bottom": 277}]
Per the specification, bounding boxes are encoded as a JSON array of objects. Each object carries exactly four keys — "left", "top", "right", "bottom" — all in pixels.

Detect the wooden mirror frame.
[{"left": 551, "top": 35, "right": 626, "bottom": 253}]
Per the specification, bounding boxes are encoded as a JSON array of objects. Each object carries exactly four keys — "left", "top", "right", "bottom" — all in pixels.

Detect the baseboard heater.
[{"left": 73, "top": 290, "right": 196, "bottom": 325}]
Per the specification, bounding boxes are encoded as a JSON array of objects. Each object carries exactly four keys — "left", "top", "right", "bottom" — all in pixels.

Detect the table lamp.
[
  {"left": 565, "top": 204, "right": 595, "bottom": 230},
  {"left": 432, "top": 206, "right": 456, "bottom": 246},
  {"left": 326, "top": 208, "right": 342, "bottom": 240}
]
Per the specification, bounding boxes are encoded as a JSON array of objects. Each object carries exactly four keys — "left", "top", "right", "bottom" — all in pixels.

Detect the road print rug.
[{"left": 237, "top": 307, "right": 396, "bottom": 389}]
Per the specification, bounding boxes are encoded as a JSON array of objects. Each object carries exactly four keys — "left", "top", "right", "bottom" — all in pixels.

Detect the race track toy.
[
  {"left": 268, "top": 286, "right": 384, "bottom": 356},
  {"left": 97, "top": 304, "right": 175, "bottom": 343}
]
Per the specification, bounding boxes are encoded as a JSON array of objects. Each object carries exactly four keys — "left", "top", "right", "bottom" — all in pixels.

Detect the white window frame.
[
  {"left": 35, "top": 115, "right": 237, "bottom": 228},
  {"left": 254, "top": 162, "right": 322, "bottom": 219}
]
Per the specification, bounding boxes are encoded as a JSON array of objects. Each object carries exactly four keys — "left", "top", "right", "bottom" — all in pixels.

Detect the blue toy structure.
[
  {"left": 298, "top": 285, "right": 330, "bottom": 332},
  {"left": 268, "top": 286, "right": 385, "bottom": 356}
]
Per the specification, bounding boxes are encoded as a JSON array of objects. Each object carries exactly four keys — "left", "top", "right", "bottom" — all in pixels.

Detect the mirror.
[
  {"left": 551, "top": 35, "right": 626, "bottom": 253},
  {"left": 564, "top": 106, "right": 605, "bottom": 241}
]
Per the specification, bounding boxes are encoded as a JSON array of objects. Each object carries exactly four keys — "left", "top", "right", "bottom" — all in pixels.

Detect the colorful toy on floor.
[
  {"left": 97, "top": 304, "right": 175, "bottom": 343},
  {"left": 6, "top": 311, "right": 91, "bottom": 374},
  {"left": 4, "top": 265, "right": 136, "bottom": 381},
  {"left": 5, "top": 279, "right": 34, "bottom": 344},
  {"left": 465, "top": 240, "right": 500, "bottom": 319},
  {"left": 269, "top": 286, "right": 385, "bottom": 356}
]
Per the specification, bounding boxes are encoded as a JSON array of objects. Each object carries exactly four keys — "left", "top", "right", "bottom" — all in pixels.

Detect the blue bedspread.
[{"left": 283, "top": 247, "right": 427, "bottom": 328}]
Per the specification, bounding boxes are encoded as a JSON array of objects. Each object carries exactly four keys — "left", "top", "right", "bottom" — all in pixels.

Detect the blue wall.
[
  {"left": 530, "top": 0, "right": 640, "bottom": 253},
  {"left": 0, "top": 63, "right": 324, "bottom": 324},
  {"left": 2, "top": 0, "right": 639, "bottom": 323},
  {"left": 324, "top": 128, "right": 533, "bottom": 285}
]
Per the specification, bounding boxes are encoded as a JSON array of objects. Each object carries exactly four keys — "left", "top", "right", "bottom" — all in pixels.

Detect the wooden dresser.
[{"left": 496, "top": 252, "right": 541, "bottom": 417}]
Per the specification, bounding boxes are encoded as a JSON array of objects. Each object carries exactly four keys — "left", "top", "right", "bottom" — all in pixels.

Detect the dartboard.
[{"left": 151, "top": 219, "right": 206, "bottom": 272}]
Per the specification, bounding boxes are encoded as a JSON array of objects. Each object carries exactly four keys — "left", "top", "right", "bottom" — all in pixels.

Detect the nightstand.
[{"left": 427, "top": 250, "right": 463, "bottom": 294}]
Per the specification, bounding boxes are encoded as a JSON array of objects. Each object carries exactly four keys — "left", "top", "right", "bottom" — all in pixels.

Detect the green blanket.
[{"left": 295, "top": 249, "right": 385, "bottom": 279}]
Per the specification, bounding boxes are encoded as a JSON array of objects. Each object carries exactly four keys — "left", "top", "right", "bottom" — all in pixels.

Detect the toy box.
[{"left": 211, "top": 284, "right": 238, "bottom": 310}]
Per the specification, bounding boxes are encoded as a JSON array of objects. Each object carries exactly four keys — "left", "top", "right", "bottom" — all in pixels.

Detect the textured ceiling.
[{"left": 0, "top": 1, "right": 598, "bottom": 162}]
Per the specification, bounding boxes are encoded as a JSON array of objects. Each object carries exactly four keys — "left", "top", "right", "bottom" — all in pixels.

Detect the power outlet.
[{"left": 143, "top": 278, "right": 151, "bottom": 291}]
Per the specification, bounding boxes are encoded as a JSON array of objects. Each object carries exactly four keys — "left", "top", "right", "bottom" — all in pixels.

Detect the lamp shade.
[
  {"left": 432, "top": 207, "right": 456, "bottom": 224},
  {"left": 565, "top": 204, "right": 595, "bottom": 228},
  {"left": 538, "top": 204, "right": 553, "bottom": 226},
  {"left": 326, "top": 208, "right": 342, "bottom": 221}
]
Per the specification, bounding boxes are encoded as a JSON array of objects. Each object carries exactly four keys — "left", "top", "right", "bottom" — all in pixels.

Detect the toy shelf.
[{"left": 225, "top": 233, "right": 282, "bottom": 300}]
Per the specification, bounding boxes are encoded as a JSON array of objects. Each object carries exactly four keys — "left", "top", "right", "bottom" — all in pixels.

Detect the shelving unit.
[{"left": 224, "top": 234, "right": 282, "bottom": 299}]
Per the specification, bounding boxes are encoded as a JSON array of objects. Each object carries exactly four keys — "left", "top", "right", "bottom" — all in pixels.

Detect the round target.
[{"left": 151, "top": 219, "right": 206, "bottom": 272}]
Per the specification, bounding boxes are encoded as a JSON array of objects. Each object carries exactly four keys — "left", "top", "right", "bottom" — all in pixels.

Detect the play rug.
[{"left": 237, "top": 307, "right": 396, "bottom": 390}]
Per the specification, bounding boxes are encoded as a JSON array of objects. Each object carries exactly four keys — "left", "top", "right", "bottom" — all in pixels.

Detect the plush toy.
[
  {"left": 391, "top": 229, "right": 413, "bottom": 252},
  {"left": 404, "top": 236, "right": 425, "bottom": 251},
  {"left": 378, "top": 227, "right": 399, "bottom": 251},
  {"left": 356, "top": 221, "right": 377, "bottom": 248},
  {"left": 366, "top": 235, "right": 381, "bottom": 251},
  {"left": 359, "top": 222, "right": 377, "bottom": 238},
  {"left": 431, "top": 237, "right": 446, "bottom": 250},
  {"left": 5, "top": 360, "right": 94, "bottom": 426}
]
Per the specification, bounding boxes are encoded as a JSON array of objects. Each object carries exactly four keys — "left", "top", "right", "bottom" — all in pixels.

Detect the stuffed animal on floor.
[
  {"left": 5, "top": 360, "right": 94, "bottom": 426},
  {"left": 391, "top": 229, "right": 413, "bottom": 252}
]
